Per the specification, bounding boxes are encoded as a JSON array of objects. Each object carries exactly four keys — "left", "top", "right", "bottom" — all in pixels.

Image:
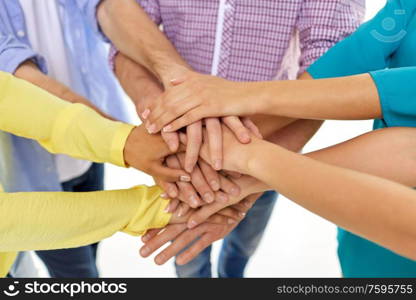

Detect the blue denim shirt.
[{"left": 0, "top": 0, "right": 130, "bottom": 193}]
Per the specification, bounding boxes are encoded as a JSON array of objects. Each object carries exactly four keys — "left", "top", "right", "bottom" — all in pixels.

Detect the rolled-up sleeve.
[
  {"left": 307, "top": 0, "right": 416, "bottom": 79},
  {"left": 370, "top": 67, "right": 416, "bottom": 128},
  {"left": 0, "top": 34, "right": 47, "bottom": 74},
  {"left": 74, "top": 0, "right": 110, "bottom": 42},
  {"left": 297, "top": 0, "right": 365, "bottom": 75}
]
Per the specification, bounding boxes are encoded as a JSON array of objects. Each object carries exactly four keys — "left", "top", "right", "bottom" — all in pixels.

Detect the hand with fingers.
[
  {"left": 156, "top": 153, "right": 242, "bottom": 216},
  {"left": 144, "top": 70, "right": 263, "bottom": 139},
  {"left": 142, "top": 67, "right": 262, "bottom": 174},
  {"left": 138, "top": 114, "right": 271, "bottom": 266},
  {"left": 123, "top": 125, "right": 191, "bottom": 182},
  {"left": 139, "top": 186, "right": 263, "bottom": 266}
]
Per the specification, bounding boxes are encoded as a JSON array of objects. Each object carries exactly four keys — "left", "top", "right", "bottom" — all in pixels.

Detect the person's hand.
[
  {"left": 143, "top": 68, "right": 261, "bottom": 172},
  {"left": 123, "top": 125, "right": 191, "bottom": 182},
  {"left": 156, "top": 153, "right": 241, "bottom": 210},
  {"left": 139, "top": 196, "right": 258, "bottom": 265},
  {"left": 178, "top": 124, "right": 262, "bottom": 175},
  {"left": 187, "top": 177, "right": 267, "bottom": 229},
  {"left": 145, "top": 70, "right": 261, "bottom": 134}
]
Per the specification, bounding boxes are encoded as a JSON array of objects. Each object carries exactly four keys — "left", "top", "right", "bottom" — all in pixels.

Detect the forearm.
[
  {"left": 0, "top": 185, "right": 170, "bottom": 252},
  {"left": 0, "top": 71, "right": 134, "bottom": 167},
  {"left": 14, "top": 61, "right": 109, "bottom": 118},
  {"left": 253, "top": 73, "right": 381, "bottom": 121},
  {"left": 267, "top": 119, "right": 323, "bottom": 152},
  {"left": 98, "top": 0, "right": 189, "bottom": 84},
  {"left": 256, "top": 72, "right": 323, "bottom": 152},
  {"left": 245, "top": 139, "right": 416, "bottom": 260},
  {"left": 114, "top": 52, "right": 163, "bottom": 116}
]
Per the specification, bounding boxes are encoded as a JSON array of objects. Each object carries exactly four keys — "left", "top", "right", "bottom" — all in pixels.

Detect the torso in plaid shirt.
[{"left": 123, "top": 0, "right": 365, "bottom": 81}]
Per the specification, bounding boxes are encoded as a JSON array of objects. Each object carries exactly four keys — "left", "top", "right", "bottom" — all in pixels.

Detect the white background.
[
  {"left": 95, "top": 0, "right": 387, "bottom": 278},
  {"left": 31, "top": 0, "right": 388, "bottom": 278}
]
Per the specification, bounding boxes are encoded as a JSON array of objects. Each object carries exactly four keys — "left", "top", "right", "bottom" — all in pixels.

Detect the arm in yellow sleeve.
[
  {"left": 0, "top": 185, "right": 171, "bottom": 252},
  {"left": 0, "top": 71, "right": 133, "bottom": 167}
]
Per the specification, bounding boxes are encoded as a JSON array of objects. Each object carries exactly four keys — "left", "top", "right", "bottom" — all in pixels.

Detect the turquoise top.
[{"left": 308, "top": 0, "right": 416, "bottom": 277}]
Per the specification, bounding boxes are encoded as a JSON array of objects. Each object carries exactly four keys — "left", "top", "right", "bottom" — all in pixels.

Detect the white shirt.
[{"left": 19, "top": 0, "right": 92, "bottom": 182}]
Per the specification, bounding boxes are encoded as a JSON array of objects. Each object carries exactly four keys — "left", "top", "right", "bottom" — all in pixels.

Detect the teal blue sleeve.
[
  {"left": 308, "top": 0, "right": 416, "bottom": 79},
  {"left": 370, "top": 67, "right": 416, "bottom": 127}
]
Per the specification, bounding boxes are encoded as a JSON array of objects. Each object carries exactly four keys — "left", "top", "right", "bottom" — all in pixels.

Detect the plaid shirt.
[{"left": 111, "top": 0, "right": 365, "bottom": 81}]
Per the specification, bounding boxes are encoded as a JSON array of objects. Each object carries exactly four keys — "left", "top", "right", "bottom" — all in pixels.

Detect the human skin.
[
  {"left": 15, "top": 60, "right": 191, "bottom": 182},
  {"left": 97, "top": 0, "right": 258, "bottom": 173},
  {"left": 15, "top": 61, "right": 112, "bottom": 118},
  {"left": 145, "top": 71, "right": 379, "bottom": 133},
  {"left": 113, "top": 53, "right": 242, "bottom": 213},
  {"left": 141, "top": 126, "right": 416, "bottom": 265},
  {"left": 112, "top": 44, "right": 322, "bottom": 210}
]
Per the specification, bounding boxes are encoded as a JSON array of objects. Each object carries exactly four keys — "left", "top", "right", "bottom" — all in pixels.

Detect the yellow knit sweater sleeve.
[
  {"left": 0, "top": 185, "right": 171, "bottom": 252},
  {"left": 0, "top": 71, "right": 133, "bottom": 167},
  {"left": 0, "top": 72, "right": 172, "bottom": 275}
]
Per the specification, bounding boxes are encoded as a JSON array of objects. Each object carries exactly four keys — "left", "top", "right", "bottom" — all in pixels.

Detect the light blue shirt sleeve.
[
  {"left": 370, "top": 67, "right": 416, "bottom": 128},
  {"left": 74, "top": 0, "right": 110, "bottom": 43},
  {"left": 0, "top": 34, "right": 47, "bottom": 74},
  {"left": 307, "top": 0, "right": 416, "bottom": 79}
]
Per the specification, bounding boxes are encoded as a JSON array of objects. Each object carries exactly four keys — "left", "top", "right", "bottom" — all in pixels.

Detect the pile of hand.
[{"left": 125, "top": 67, "right": 266, "bottom": 266}]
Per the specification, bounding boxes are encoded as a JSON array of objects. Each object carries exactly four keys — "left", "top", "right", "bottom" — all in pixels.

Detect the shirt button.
[{"left": 17, "top": 30, "right": 25, "bottom": 37}]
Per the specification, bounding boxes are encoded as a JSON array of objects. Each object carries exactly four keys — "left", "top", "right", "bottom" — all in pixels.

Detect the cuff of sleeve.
[
  {"left": 86, "top": 0, "right": 111, "bottom": 43},
  {"left": 1, "top": 47, "right": 47, "bottom": 75},
  {"left": 123, "top": 186, "right": 172, "bottom": 236},
  {"left": 110, "top": 123, "right": 135, "bottom": 167},
  {"left": 369, "top": 70, "right": 395, "bottom": 127}
]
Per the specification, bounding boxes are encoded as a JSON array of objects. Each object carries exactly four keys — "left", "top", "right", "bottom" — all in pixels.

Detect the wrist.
[
  {"left": 152, "top": 59, "right": 191, "bottom": 88},
  {"left": 123, "top": 126, "right": 140, "bottom": 167},
  {"left": 254, "top": 81, "right": 279, "bottom": 115}
]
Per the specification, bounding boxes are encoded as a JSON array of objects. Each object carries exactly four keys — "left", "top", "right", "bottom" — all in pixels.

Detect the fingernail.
[
  {"left": 147, "top": 124, "right": 156, "bottom": 134},
  {"left": 244, "top": 201, "right": 251, "bottom": 208},
  {"left": 239, "top": 212, "right": 246, "bottom": 218},
  {"left": 241, "top": 133, "right": 251, "bottom": 143},
  {"left": 161, "top": 193, "right": 168, "bottom": 199},
  {"left": 185, "top": 165, "right": 194, "bottom": 173},
  {"left": 214, "top": 160, "right": 222, "bottom": 170},
  {"left": 203, "top": 193, "right": 214, "bottom": 203},
  {"left": 228, "top": 218, "right": 236, "bottom": 225},
  {"left": 168, "top": 187, "right": 177, "bottom": 198},
  {"left": 180, "top": 175, "right": 191, "bottom": 182},
  {"left": 210, "top": 180, "right": 220, "bottom": 191},
  {"left": 155, "top": 253, "right": 165, "bottom": 265},
  {"left": 176, "top": 208, "right": 183, "bottom": 218},
  {"left": 163, "top": 203, "right": 171, "bottom": 213},
  {"left": 141, "top": 109, "right": 150, "bottom": 120},
  {"left": 163, "top": 125, "right": 173, "bottom": 132},
  {"left": 230, "top": 187, "right": 239, "bottom": 196},
  {"left": 140, "top": 246, "right": 150, "bottom": 256},
  {"left": 142, "top": 234, "right": 150, "bottom": 242},
  {"left": 188, "top": 220, "right": 198, "bottom": 229},
  {"left": 189, "top": 195, "right": 199, "bottom": 207}
]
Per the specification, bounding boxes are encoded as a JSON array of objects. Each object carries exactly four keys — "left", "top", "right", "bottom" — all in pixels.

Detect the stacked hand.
[
  {"left": 118, "top": 59, "right": 267, "bottom": 265},
  {"left": 143, "top": 69, "right": 263, "bottom": 135}
]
